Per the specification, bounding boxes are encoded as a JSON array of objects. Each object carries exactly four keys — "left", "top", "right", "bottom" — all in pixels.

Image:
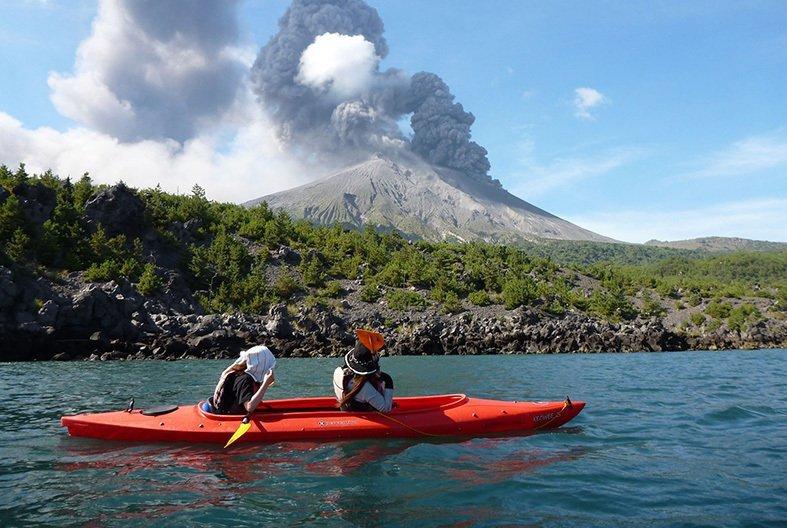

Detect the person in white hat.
[{"left": 203, "top": 345, "right": 277, "bottom": 415}]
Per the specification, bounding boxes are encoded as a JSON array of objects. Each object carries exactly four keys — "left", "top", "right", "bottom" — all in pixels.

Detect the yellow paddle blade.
[
  {"left": 224, "top": 419, "right": 252, "bottom": 448},
  {"left": 355, "top": 328, "right": 384, "bottom": 353}
]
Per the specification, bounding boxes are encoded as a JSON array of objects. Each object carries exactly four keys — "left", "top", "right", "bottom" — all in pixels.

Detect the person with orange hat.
[{"left": 333, "top": 330, "right": 394, "bottom": 412}]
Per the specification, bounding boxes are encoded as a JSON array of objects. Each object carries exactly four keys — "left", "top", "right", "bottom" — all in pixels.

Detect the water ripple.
[{"left": 0, "top": 349, "right": 785, "bottom": 527}]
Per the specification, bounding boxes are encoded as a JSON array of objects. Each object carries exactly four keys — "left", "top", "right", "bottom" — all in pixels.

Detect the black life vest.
[
  {"left": 339, "top": 367, "right": 384, "bottom": 412},
  {"left": 214, "top": 371, "right": 260, "bottom": 415}
]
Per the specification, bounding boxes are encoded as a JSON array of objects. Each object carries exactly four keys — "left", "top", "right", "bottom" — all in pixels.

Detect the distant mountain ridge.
[
  {"left": 246, "top": 153, "right": 612, "bottom": 243},
  {"left": 645, "top": 237, "right": 787, "bottom": 252}
]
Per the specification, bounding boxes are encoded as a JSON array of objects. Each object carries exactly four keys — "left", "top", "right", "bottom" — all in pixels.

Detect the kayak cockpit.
[{"left": 197, "top": 393, "right": 469, "bottom": 420}]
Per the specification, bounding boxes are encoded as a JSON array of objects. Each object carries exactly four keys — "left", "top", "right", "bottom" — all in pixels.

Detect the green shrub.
[
  {"left": 0, "top": 196, "right": 26, "bottom": 241},
  {"left": 589, "top": 286, "right": 638, "bottom": 321},
  {"left": 85, "top": 259, "right": 121, "bottom": 282},
  {"left": 386, "top": 289, "right": 427, "bottom": 311},
  {"left": 439, "top": 290, "right": 463, "bottom": 314},
  {"left": 137, "top": 263, "right": 162, "bottom": 295},
  {"left": 641, "top": 292, "right": 666, "bottom": 317},
  {"left": 272, "top": 273, "right": 299, "bottom": 300},
  {"left": 706, "top": 318, "right": 722, "bottom": 332},
  {"left": 705, "top": 300, "right": 732, "bottom": 319},
  {"left": 360, "top": 283, "right": 382, "bottom": 303},
  {"left": 501, "top": 277, "right": 537, "bottom": 309},
  {"left": 689, "top": 312, "right": 706, "bottom": 326},
  {"left": 656, "top": 283, "right": 679, "bottom": 299},
  {"left": 320, "top": 280, "right": 345, "bottom": 298},
  {"left": 686, "top": 293, "right": 703, "bottom": 307},
  {"left": 728, "top": 303, "right": 761, "bottom": 332},
  {"left": 468, "top": 290, "right": 491, "bottom": 306},
  {"left": 300, "top": 253, "right": 326, "bottom": 287},
  {"left": 5, "top": 228, "right": 31, "bottom": 262}
]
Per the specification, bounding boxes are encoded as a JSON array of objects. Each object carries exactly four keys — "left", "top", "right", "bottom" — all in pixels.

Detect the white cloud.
[
  {"left": 47, "top": 0, "right": 245, "bottom": 142},
  {"left": 573, "top": 87, "right": 608, "bottom": 120},
  {"left": 512, "top": 140, "right": 645, "bottom": 198},
  {"left": 296, "top": 33, "right": 379, "bottom": 100},
  {"left": 567, "top": 198, "right": 787, "bottom": 243},
  {"left": 0, "top": 0, "right": 319, "bottom": 203},
  {"left": 0, "top": 89, "right": 311, "bottom": 203},
  {"left": 685, "top": 131, "right": 787, "bottom": 179}
]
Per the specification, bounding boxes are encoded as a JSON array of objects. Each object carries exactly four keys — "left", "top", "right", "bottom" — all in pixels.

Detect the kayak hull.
[{"left": 61, "top": 394, "right": 585, "bottom": 444}]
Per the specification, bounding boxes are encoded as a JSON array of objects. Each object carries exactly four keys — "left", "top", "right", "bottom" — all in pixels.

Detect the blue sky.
[{"left": 1, "top": 0, "right": 785, "bottom": 242}]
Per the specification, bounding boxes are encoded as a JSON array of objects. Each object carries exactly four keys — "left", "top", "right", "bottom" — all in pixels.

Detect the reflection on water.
[{"left": 1, "top": 350, "right": 786, "bottom": 526}]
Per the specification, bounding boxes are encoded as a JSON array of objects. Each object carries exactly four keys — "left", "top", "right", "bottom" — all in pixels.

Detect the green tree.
[
  {"left": 73, "top": 173, "right": 95, "bottom": 211},
  {"left": 0, "top": 195, "right": 25, "bottom": 241},
  {"left": 5, "top": 228, "right": 31, "bottom": 262},
  {"left": 386, "top": 289, "right": 427, "bottom": 311},
  {"left": 137, "top": 262, "right": 163, "bottom": 295},
  {"left": 468, "top": 290, "right": 491, "bottom": 306},
  {"left": 501, "top": 277, "right": 537, "bottom": 309}
]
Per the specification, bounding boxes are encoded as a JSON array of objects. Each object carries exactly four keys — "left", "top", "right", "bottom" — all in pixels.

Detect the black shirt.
[{"left": 216, "top": 372, "right": 258, "bottom": 415}]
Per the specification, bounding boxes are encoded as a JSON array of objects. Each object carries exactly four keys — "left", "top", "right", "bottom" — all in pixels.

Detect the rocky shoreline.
[
  {"left": 1, "top": 182, "right": 784, "bottom": 361},
  {"left": 1, "top": 267, "right": 785, "bottom": 362}
]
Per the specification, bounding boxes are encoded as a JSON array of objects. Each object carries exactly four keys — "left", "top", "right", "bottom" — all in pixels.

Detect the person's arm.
[
  {"left": 355, "top": 382, "right": 394, "bottom": 413},
  {"left": 245, "top": 371, "right": 275, "bottom": 413}
]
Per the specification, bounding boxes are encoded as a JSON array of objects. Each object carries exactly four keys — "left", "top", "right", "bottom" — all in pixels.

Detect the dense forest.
[{"left": 1, "top": 163, "right": 784, "bottom": 342}]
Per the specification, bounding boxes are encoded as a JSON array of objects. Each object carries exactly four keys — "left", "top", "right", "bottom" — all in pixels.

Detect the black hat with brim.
[{"left": 345, "top": 342, "right": 379, "bottom": 375}]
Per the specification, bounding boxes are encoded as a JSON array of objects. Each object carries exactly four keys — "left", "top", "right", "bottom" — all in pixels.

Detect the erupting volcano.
[{"left": 247, "top": 0, "right": 609, "bottom": 242}]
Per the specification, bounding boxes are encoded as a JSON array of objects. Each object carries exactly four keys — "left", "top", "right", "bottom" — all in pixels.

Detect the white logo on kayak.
[
  {"left": 318, "top": 420, "right": 357, "bottom": 427},
  {"left": 533, "top": 412, "right": 558, "bottom": 423}
]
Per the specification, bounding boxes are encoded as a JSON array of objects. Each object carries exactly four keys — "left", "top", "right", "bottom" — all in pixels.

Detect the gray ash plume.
[{"left": 251, "top": 0, "right": 492, "bottom": 181}]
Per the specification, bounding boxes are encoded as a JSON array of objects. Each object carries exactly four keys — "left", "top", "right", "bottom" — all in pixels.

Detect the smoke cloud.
[
  {"left": 252, "top": 0, "right": 492, "bottom": 181},
  {"left": 1, "top": 0, "right": 308, "bottom": 202},
  {"left": 48, "top": 0, "right": 246, "bottom": 143},
  {"left": 2, "top": 0, "right": 495, "bottom": 203},
  {"left": 296, "top": 33, "right": 379, "bottom": 100}
]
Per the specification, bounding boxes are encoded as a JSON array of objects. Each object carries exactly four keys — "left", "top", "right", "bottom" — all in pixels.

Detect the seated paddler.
[
  {"left": 203, "top": 345, "right": 276, "bottom": 415},
  {"left": 333, "top": 330, "right": 394, "bottom": 413}
]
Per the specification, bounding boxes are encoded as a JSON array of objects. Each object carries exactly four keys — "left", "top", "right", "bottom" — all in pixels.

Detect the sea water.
[{"left": 1, "top": 350, "right": 785, "bottom": 527}]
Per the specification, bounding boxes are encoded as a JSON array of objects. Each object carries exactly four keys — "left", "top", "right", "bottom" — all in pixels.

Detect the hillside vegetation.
[{"left": 1, "top": 164, "right": 784, "bottom": 340}]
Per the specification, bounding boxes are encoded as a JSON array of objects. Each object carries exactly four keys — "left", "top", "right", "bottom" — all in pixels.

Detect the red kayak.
[{"left": 61, "top": 394, "right": 585, "bottom": 444}]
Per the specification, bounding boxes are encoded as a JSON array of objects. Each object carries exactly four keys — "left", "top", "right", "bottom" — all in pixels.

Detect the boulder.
[
  {"left": 37, "top": 300, "right": 59, "bottom": 326},
  {"left": 12, "top": 181, "right": 56, "bottom": 228},
  {"left": 275, "top": 246, "right": 301, "bottom": 265},
  {"left": 84, "top": 183, "right": 145, "bottom": 237},
  {"left": 265, "top": 303, "right": 292, "bottom": 337},
  {"left": 0, "top": 267, "right": 17, "bottom": 309}
]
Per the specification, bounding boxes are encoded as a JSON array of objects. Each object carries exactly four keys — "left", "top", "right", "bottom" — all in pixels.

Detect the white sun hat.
[{"left": 241, "top": 345, "right": 276, "bottom": 382}]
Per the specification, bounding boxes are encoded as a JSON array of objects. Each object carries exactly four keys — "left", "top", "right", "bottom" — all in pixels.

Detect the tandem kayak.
[{"left": 61, "top": 394, "right": 585, "bottom": 444}]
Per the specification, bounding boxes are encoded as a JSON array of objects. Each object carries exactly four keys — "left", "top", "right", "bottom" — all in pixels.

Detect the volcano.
[{"left": 246, "top": 152, "right": 611, "bottom": 243}]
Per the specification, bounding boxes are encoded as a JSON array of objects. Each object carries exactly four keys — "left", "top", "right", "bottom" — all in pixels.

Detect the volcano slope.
[{"left": 247, "top": 153, "right": 611, "bottom": 243}]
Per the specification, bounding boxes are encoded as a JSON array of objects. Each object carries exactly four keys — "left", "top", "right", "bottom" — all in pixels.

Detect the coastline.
[
  {"left": 2, "top": 274, "right": 784, "bottom": 361},
  {"left": 1, "top": 183, "right": 784, "bottom": 362}
]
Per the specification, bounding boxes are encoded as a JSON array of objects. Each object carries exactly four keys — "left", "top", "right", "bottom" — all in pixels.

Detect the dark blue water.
[{"left": 1, "top": 350, "right": 785, "bottom": 527}]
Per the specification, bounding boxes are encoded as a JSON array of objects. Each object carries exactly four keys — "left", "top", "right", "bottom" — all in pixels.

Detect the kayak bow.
[{"left": 61, "top": 394, "right": 585, "bottom": 444}]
